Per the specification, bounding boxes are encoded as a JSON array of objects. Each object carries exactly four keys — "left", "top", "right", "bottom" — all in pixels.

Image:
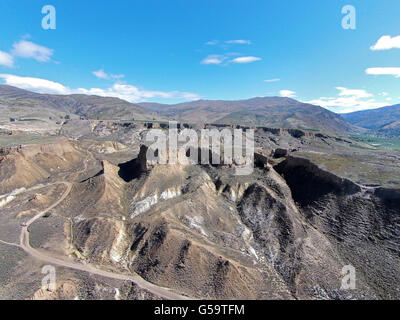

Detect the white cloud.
[
  {"left": 370, "top": 35, "right": 400, "bottom": 50},
  {"left": 280, "top": 90, "right": 296, "bottom": 98},
  {"left": 230, "top": 56, "right": 261, "bottom": 64},
  {"left": 225, "top": 40, "right": 251, "bottom": 45},
  {"left": 336, "top": 87, "right": 373, "bottom": 99},
  {"left": 205, "top": 40, "right": 219, "bottom": 45},
  {"left": 92, "top": 69, "right": 125, "bottom": 80},
  {"left": 366, "top": 67, "right": 400, "bottom": 78},
  {"left": 12, "top": 40, "right": 53, "bottom": 62},
  {"left": 92, "top": 69, "right": 109, "bottom": 79},
  {"left": 205, "top": 39, "right": 251, "bottom": 46},
  {"left": 0, "top": 74, "right": 69, "bottom": 94},
  {"left": 0, "top": 74, "right": 200, "bottom": 102},
  {"left": 307, "top": 87, "right": 387, "bottom": 113},
  {"left": 201, "top": 55, "right": 261, "bottom": 65},
  {"left": 0, "top": 51, "right": 14, "bottom": 67},
  {"left": 201, "top": 54, "right": 226, "bottom": 65},
  {"left": 78, "top": 84, "right": 200, "bottom": 102},
  {"left": 264, "top": 78, "right": 280, "bottom": 83}
]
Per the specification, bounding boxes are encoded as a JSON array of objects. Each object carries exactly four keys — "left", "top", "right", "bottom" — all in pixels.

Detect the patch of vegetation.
[
  {"left": 349, "top": 144, "right": 376, "bottom": 150},
  {"left": 0, "top": 135, "right": 60, "bottom": 147},
  {"left": 298, "top": 127, "right": 320, "bottom": 132},
  {"left": 296, "top": 151, "right": 400, "bottom": 188},
  {"left": 350, "top": 134, "right": 400, "bottom": 151}
]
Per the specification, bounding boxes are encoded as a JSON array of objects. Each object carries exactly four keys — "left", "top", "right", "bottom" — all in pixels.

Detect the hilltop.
[
  {"left": 0, "top": 85, "right": 160, "bottom": 122},
  {"left": 139, "top": 97, "right": 358, "bottom": 134}
]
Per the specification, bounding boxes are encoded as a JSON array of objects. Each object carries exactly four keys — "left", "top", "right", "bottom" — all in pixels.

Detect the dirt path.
[
  {"left": 18, "top": 181, "right": 190, "bottom": 300},
  {"left": 1, "top": 161, "right": 191, "bottom": 299}
]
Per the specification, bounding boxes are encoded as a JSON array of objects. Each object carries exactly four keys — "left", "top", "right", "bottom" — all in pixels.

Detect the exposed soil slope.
[{"left": 0, "top": 138, "right": 83, "bottom": 194}]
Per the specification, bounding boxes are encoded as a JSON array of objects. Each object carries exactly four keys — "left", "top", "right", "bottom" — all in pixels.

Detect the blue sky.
[{"left": 0, "top": 0, "right": 399, "bottom": 113}]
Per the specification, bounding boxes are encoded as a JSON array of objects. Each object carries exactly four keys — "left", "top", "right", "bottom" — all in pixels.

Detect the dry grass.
[{"left": 296, "top": 151, "right": 400, "bottom": 187}]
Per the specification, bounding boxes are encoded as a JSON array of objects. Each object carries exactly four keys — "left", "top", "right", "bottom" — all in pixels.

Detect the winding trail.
[{"left": 1, "top": 181, "right": 191, "bottom": 300}]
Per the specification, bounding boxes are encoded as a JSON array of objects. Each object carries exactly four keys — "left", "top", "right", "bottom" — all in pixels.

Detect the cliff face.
[
  {"left": 124, "top": 164, "right": 293, "bottom": 299},
  {"left": 274, "top": 156, "right": 400, "bottom": 298},
  {"left": 101, "top": 160, "right": 125, "bottom": 205},
  {"left": 73, "top": 217, "right": 131, "bottom": 265},
  {"left": 66, "top": 147, "right": 400, "bottom": 299}
]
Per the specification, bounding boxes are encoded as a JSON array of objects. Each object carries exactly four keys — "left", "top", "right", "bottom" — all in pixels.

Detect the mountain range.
[
  {"left": 0, "top": 85, "right": 159, "bottom": 122},
  {"left": 341, "top": 104, "right": 400, "bottom": 136},
  {"left": 139, "top": 97, "right": 357, "bottom": 133},
  {"left": 4, "top": 84, "right": 400, "bottom": 135}
]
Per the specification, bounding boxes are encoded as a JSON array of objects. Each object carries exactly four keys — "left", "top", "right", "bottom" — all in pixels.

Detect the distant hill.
[
  {"left": 341, "top": 104, "right": 400, "bottom": 129},
  {"left": 0, "top": 85, "right": 362, "bottom": 134},
  {"left": 0, "top": 85, "right": 160, "bottom": 121},
  {"left": 379, "top": 119, "right": 400, "bottom": 130},
  {"left": 373, "top": 120, "right": 400, "bottom": 137},
  {"left": 139, "top": 97, "right": 358, "bottom": 133}
]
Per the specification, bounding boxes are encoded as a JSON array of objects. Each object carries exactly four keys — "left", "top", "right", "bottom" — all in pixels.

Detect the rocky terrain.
[{"left": 0, "top": 119, "right": 399, "bottom": 300}]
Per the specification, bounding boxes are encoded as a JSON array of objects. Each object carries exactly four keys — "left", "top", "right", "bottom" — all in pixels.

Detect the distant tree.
[
  {"left": 64, "top": 114, "right": 71, "bottom": 120},
  {"left": 9, "top": 117, "right": 16, "bottom": 122}
]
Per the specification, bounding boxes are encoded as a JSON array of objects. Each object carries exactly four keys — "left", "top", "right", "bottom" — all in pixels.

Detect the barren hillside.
[{"left": 0, "top": 122, "right": 399, "bottom": 300}]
